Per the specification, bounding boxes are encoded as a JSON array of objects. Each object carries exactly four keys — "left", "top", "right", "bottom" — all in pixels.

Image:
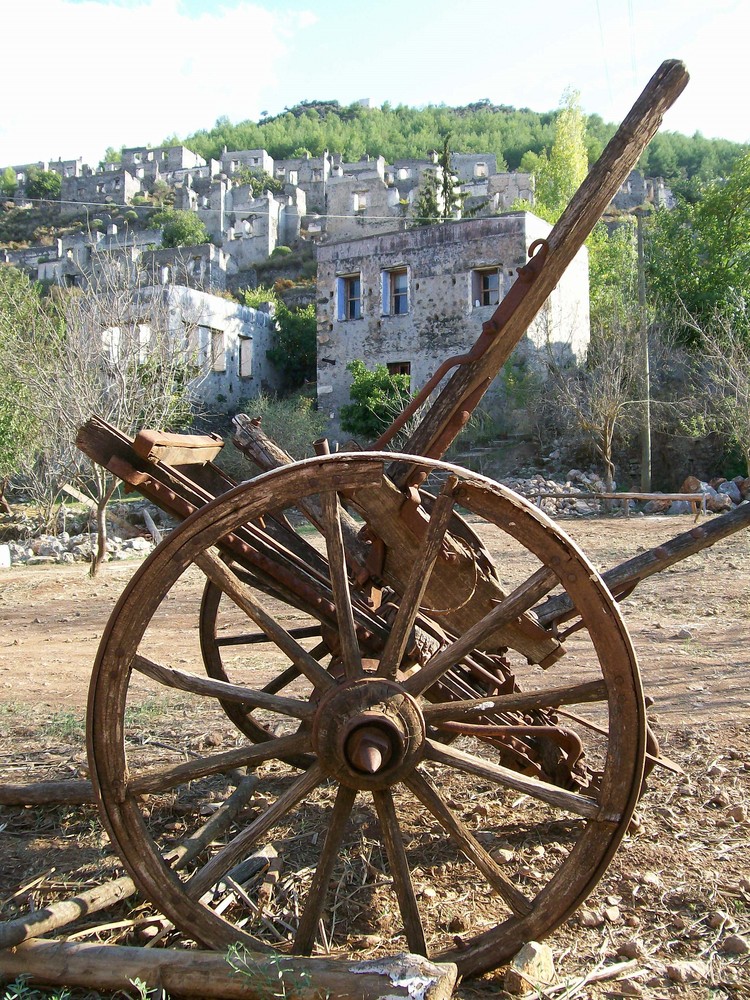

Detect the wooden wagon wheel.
[{"left": 88, "top": 453, "right": 645, "bottom": 978}]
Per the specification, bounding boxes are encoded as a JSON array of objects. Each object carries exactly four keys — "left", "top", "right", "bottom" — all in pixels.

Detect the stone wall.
[
  {"left": 164, "top": 286, "right": 280, "bottom": 409},
  {"left": 60, "top": 169, "right": 140, "bottom": 218},
  {"left": 315, "top": 213, "right": 589, "bottom": 437}
]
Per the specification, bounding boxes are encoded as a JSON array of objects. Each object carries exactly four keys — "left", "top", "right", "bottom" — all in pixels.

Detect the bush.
[
  {"left": 270, "top": 245, "right": 292, "bottom": 258},
  {"left": 156, "top": 209, "right": 209, "bottom": 248},
  {"left": 266, "top": 301, "right": 316, "bottom": 393},
  {"left": 339, "top": 360, "right": 412, "bottom": 441},
  {"left": 25, "top": 167, "right": 61, "bottom": 200}
]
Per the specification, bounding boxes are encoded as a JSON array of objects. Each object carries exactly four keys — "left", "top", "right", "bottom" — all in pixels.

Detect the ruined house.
[{"left": 315, "top": 213, "right": 589, "bottom": 435}]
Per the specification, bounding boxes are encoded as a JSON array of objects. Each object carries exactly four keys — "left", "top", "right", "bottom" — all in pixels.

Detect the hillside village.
[{"left": 0, "top": 142, "right": 674, "bottom": 435}]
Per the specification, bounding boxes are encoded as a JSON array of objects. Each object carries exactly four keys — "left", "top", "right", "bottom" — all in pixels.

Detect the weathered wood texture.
[
  {"left": 0, "top": 940, "right": 458, "bottom": 1000},
  {"left": 0, "top": 779, "right": 93, "bottom": 806},
  {"left": 133, "top": 429, "right": 224, "bottom": 466},
  {"left": 232, "top": 419, "right": 560, "bottom": 664}
]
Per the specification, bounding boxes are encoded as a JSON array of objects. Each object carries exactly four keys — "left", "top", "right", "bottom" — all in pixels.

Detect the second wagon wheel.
[{"left": 88, "top": 453, "right": 646, "bottom": 978}]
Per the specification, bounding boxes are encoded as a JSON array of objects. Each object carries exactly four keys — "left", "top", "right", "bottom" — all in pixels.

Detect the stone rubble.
[
  {"left": 1, "top": 470, "right": 748, "bottom": 568},
  {"left": 0, "top": 499, "right": 168, "bottom": 568},
  {"left": 502, "top": 469, "right": 750, "bottom": 517},
  {"left": 1, "top": 532, "right": 154, "bottom": 568}
]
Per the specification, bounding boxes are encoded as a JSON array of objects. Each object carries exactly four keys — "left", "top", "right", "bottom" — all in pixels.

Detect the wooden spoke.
[
  {"left": 292, "top": 784, "right": 357, "bottom": 955},
  {"left": 372, "top": 789, "right": 427, "bottom": 955},
  {"left": 133, "top": 655, "right": 315, "bottom": 721},
  {"left": 423, "top": 679, "right": 608, "bottom": 724},
  {"left": 405, "top": 768, "right": 532, "bottom": 917},
  {"left": 404, "top": 565, "right": 559, "bottom": 696},
  {"left": 195, "top": 548, "right": 335, "bottom": 692},
  {"left": 166, "top": 775, "right": 259, "bottom": 871},
  {"left": 216, "top": 624, "right": 321, "bottom": 648},
  {"left": 186, "top": 763, "right": 324, "bottom": 901},
  {"left": 378, "top": 477, "right": 458, "bottom": 679},
  {"left": 261, "top": 662, "right": 303, "bottom": 695},
  {"left": 320, "top": 490, "right": 363, "bottom": 679},
  {"left": 425, "top": 740, "right": 603, "bottom": 820},
  {"left": 128, "top": 731, "right": 312, "bottom": 795}
]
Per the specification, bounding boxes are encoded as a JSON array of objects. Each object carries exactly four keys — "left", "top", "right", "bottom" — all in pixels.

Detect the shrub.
[
  {"left": 339, "top": 360, "right": 412, "bottom": 441},
  {"left": 217, "top": 392, "right": 326, "bottom": 472}
]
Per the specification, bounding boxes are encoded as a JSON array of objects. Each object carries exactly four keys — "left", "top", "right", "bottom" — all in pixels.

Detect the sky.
[{"left": 2, "top": 0, "right": 748, "bottom": 169}]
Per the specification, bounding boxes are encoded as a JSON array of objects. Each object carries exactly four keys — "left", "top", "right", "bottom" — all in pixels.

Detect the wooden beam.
[{"left": 391, "top": 60, "right": 689, "bottom": 478}]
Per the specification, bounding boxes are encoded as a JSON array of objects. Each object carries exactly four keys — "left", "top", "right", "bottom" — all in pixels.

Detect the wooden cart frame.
[{"left": 73, "top": 61, "right": 745, "bottom": 977}]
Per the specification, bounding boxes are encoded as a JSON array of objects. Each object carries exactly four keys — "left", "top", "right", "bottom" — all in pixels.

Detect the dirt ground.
[{"left": 0, "top": 511, "right": 749, "bottom": 998}]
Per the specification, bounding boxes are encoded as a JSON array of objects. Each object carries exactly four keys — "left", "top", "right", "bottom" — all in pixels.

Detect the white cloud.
[{"left": 0, "top": 0, "right": 313, "bottom": 167}]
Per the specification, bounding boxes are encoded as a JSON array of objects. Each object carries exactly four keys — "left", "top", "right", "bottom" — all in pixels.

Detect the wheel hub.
[{"left": 312, "top": 678, "right": 425, "bottom": 789}]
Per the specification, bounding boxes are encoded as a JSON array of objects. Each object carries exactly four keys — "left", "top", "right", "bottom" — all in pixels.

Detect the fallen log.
[
  {"left": 0, "top": 876, "right": 135, "bottom": 951},
  {"left": 0, "top": 780, "right": 93, "bottom": 806},
  {"left": 0, "top": 940, "right": 458, "bottom": 1000}
]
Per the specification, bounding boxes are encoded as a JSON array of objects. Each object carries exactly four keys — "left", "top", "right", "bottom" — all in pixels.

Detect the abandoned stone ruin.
[{"left": 3, "top": 140, "right": 671, "bottom": 422}]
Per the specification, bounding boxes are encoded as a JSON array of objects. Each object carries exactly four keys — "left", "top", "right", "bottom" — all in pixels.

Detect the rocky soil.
[{"left": 0, "top": 509, "right": 748, "bottom": 999}]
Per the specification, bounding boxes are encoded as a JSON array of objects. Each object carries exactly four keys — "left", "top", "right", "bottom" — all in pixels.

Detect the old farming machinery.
[{"left": 71, "top": 61, "right": 749, "bottom": 978}]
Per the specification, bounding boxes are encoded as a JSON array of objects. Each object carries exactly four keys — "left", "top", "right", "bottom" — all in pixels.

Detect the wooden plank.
[{"left": 133, "top": 429, "right": 224, "bottom": 466}]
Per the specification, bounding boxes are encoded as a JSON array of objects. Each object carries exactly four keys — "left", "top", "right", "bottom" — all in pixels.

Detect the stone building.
[
  {"left": 60, "top": 168, "right": 141, "bottom": 218},
  {"left": 161, "top": 285, "right": 280, "bottom": 411},
  {"left": 611, "top": 170, "right": 674, "bottom": 212},
  {"left": 315, "top": 213, "right": 589, "bottom": 433},
  {"left": 121, "top": 145, "right": 206, "bottom": 179},
  {"left": 274, "top": 152, "right": 334, "bottom": 213},
  {"left": 221, "top": 148, "right": 274, "bottom": 178}
]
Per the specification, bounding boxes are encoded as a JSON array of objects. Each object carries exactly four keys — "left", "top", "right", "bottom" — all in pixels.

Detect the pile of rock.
[
  {"left": 503, "top": 470, "right": 618, "bottom": 517},
  {"left": 0, "top": 532, "right": 154, "bottom": 568},
  {"left": 643, "top": 475, "right": 750, "bottom": 515}
]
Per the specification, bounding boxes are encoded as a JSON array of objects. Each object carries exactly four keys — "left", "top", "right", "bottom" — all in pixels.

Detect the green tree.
[
  {"left": 24, "top": 167, "right": 61, "bottom": 200},
  {"left": 0, "top": 166, "right": 17, "bottom": 197},
  {"left": 177, "top": 98, "right": 745, "bottom": 182},
  {"left": 100, "top": 146, "right": 123, "bottom": 168},
  {"left": 412, "top": 136, "right": 462, "bottom": 225},
  {"left": 157, "top": 209, "right": 210, "bottom": 248},
  {"left": 339, "top": 360, "right": 412, "bottom": 440},
  {"left": 647, "top": 150, "right": 750, "bottom": 347},
  {"left": 232, "top": 167, "right": 283, "bottom": 196},
  {"left": 265, "top": 301, "right": 317, "bottom": 393},
  {"left": 0, "top": 267, "right": 48, "bottom": 509},
  {"left": 587, "top": 220, "right": 638, "bottom": 329},
  {"left": 518, "top": 89, "right": 588, "bottom": 222}
]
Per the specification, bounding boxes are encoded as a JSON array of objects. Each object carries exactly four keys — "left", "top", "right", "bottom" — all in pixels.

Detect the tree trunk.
[
  {"left": 0, "top": 476, "right": 10, "bottom": 514},
  {"left": 89, "top": 477, "right": 117, "bottom": 578},
  {"left": 0, "top": 940, "right": 458, "bottom": 1000}
]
